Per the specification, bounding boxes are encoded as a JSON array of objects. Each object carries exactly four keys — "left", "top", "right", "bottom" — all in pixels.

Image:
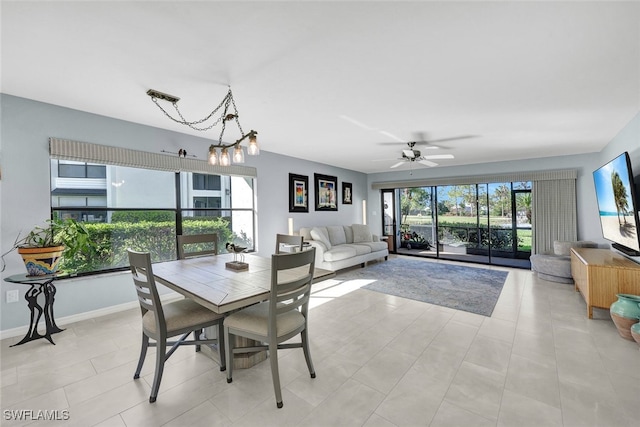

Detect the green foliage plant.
[{"left": 1, "top": 218, "right": 96, "bottom": 272}]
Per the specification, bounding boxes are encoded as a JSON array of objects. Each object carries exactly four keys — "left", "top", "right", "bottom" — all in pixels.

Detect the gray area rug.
[{"left": 337, "top": 258, "right": 509, "bottom": 316}]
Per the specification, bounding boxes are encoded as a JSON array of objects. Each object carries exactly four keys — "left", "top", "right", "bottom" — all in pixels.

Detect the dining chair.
[
  {"left": 177, "top": 233, "right": 225, "bottom": 364},
  {"left": 127, "top": 249, "right": 226, "bottom": 403},
  {"left": 223, "top": 247, "right": 317, "bottom": 408},
  {"left": 275, "top": 233, "right": 303, "bottom": 254},
  {"left": 177, "top": 233, "right": 219, "bottom": 259}
]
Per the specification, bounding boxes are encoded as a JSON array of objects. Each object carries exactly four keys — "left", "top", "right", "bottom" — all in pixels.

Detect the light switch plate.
[{"left": 6, "top": 290, "right": 19, "bottom": 303}]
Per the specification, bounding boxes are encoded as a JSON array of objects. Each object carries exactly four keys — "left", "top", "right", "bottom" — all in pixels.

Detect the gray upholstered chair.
[
  {"left": 530, "top": 240, "right": 598, "bottom": 283},
  {"left": 128, "top": 249, "right": 226, "bottom": 403},
  {"left": 177, "top": 233, "right": 218, "bottom": 259},
  {"left": 223, "top": 248, "right": 317, "bottom": 408},
  {"left": 275, "top": 233, "right": 303, "bottom": 254}
]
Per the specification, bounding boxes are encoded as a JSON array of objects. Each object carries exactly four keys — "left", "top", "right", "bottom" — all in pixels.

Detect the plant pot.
[
  {"left": 18, "top": 246, "right": 64, "bottom": 276},
  {"left": 610, "top": 294, "right": 640, "bottom": 341}
]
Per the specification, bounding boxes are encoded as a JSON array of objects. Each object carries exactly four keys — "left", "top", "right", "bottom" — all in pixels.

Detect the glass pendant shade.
[
  {"left": 208, "top": 147, "right": 219, "bottom": 165},
  {"left": 233, "top": 145, "right": 245, "bottom": 163},
  {"left": 247, "top": 134, "right": 260, "bottom": 156},
  {"left": 220, "top": 147, "right": 231, "bottom": 166}
]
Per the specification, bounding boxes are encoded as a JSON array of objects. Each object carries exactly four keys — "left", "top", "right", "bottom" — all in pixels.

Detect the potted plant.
[{"left": 1, "top": 218, "right": 95, "bottom": 276}]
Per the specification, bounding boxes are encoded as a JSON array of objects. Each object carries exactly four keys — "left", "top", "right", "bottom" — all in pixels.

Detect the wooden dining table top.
[{"left": 152, "top": 253, "right": 335, "bottom": 314}]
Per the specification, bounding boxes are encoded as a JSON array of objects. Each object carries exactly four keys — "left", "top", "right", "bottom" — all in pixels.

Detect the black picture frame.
[
  {"left": 314, "top": 173, "right": 338, "bottom": 211},
  {"left": 342, "top": 182, "right": 353, "bottom": 204},
  {"left": 288, "top": 173, "right": 309, "bottom": 213}
]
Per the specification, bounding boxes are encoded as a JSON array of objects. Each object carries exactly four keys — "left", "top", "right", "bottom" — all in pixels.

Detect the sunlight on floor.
[{"left": 309, "top": 278, "right": 377, "bottom": 309}]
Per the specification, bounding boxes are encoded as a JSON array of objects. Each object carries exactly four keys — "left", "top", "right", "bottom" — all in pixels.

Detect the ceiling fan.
[{"left": 389, "top": 141, "right": 454, "bottom": 169}]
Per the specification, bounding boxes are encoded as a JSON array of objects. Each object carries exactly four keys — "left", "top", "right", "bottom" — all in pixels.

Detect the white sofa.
[{"left": 299, "top": 224, "right": 389, "bottom": 271}]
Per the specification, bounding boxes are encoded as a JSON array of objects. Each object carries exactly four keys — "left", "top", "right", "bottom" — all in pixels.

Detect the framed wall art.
[
  {"left": 314, "top": 173, "right": 338, "bottom": 211},
  {"left": 288, "top": 173, "right": 309, "bottom": 213},
  {"left": 342, "top": 182, "right": 353, "bottom": 204}
]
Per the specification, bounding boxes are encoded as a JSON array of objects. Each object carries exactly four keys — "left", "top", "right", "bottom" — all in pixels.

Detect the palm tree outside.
[{"left": 611, "top": 170, "right": 629, "bottom": 225}]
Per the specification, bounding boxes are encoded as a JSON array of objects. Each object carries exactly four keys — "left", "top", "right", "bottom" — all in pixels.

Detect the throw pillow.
[
  {"left": 327, "top": 225, "right": 347, "bottom": 246},
  {"left": 352, "top": 224, "right": 372, "bottom": 243},
  {"left": 310, "top": 227, "right": 332, "bottom": 249}
]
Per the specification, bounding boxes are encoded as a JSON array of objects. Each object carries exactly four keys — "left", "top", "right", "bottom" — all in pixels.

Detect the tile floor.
[{"left": 1, "top": 255, "right": 639, "bottom": 426}]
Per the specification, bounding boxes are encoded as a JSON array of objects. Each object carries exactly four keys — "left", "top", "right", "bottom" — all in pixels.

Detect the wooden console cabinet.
[{"left": 570, "top": 248, "right": 640, "bottom": 318}]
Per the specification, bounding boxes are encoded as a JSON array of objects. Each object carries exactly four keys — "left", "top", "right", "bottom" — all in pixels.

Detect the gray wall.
[
  {"left": 0, "top": 94, "right": 365, "bottom": 331},
  {"left": 1, "top": 93, "right": 638, "bottom": 332},
  {"left": 365, "top": 112, "right": 640, "bottom": 248}
]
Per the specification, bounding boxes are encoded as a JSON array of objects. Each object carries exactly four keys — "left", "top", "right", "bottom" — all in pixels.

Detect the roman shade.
[
  {"left": 371, "top": 169, "right": 577, "bottom": 190},
  {"left": 50, "top": 137, "right": 257, "bottom": 178}
]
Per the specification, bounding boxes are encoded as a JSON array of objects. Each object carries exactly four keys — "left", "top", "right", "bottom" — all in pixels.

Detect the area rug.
[{"left": 336, "top": 258, "right": 509, "bottom": 316}]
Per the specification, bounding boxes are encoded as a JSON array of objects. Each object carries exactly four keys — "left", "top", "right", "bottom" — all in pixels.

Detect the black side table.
[{"left": 4, "top": 273, "right": 65, "bottom": 346}]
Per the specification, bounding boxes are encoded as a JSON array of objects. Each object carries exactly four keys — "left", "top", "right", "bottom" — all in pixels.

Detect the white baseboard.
[{"left": 0, "top": 292, "right": 182, "bottom": 341}]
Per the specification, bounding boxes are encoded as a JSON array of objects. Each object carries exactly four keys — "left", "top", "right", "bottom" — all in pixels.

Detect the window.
[
  {"left": 58, "top": 161, "right": 106, "bottom": 178},
  {"left": 50, "top": 160, "right": 255, "bottom": 276},
  {"left": 193, "top": 173, "right": 221, "bottom": 190}
]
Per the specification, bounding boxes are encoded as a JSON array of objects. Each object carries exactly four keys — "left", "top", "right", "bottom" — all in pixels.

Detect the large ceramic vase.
[
  {"left": 17, "top": 246, "right": 64, "bottom": 276},
  {"left": 631, "top": 323, "right": 640, "bottom": 347},
  {"left": 610, "top": 294, "right": 640, "bottom": 341}
]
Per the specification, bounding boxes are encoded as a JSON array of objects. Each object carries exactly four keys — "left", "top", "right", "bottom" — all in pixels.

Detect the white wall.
[{"left": 1, "top": 93, "right": 638, "bottom": 332}]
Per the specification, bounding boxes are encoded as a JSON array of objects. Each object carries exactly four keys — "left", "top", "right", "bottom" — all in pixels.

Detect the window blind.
[
  {"left": 50, "top": 137, "right": 257, "bottom": 178},
  {"left": 371, "top": 169, "right": 577, "bottom": 190}
]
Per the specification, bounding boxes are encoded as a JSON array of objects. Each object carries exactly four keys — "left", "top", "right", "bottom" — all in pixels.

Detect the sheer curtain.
[{"left": 531, "top": 178, "right": 577, "bottom": 254}]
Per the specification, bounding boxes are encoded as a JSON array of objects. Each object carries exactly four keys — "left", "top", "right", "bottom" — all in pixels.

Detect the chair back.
[
  {"left": 269, "top": 248, "right": 316, "bottom": 327},
  {"left": 128, "top": 249, "right": 165, "bottom": 335},
  {"left": 177, "top": 233, "right": 218, "bottom": 259},
  {"left": 275, "top": 234, "right": 304, "bottom": 254}
]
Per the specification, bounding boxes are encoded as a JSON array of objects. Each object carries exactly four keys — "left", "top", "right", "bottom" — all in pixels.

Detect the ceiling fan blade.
[
  {"left": 390, "top": 161, "right": 406, "bottom": 169},
  {"left": 421, "top": 154, "right": 454, "bottom": 160},
  {"left": 378, "top": 130, "right": 405, "bottom": 142},
  {"left": 419, "top": 159, "right": 438, "bottom": 167},
  {"left": 425, "top": 135, "right": 477, "bottom": 144},
  {"left": 402, "top": 149, "right": 415, "bottom": 158}
]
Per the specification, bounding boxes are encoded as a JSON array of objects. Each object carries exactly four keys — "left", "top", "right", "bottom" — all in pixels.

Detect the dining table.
[
  {"left": 151, "top": 252, "right": 336, "bottom": 369},
  {"left": 152, "top": 252, "right": 336, "bottom": 314}
]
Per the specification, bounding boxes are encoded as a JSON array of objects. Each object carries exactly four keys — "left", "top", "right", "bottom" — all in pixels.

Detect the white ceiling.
[{"left": 2, "top": 1, "right": 639, "bottom": 174}]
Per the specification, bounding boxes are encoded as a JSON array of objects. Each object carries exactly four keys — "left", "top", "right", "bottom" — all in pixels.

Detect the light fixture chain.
[
  {"left": 228, "top": 89, "right": 245, "bottom": 137},
  {"left": 150, "top": 94, "right": 227, "bottom": 131}
]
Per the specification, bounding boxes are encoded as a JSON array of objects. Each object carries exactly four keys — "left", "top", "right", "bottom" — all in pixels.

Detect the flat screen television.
[{"left": 592, "top": 152, "right": 640, "bottom": 256}]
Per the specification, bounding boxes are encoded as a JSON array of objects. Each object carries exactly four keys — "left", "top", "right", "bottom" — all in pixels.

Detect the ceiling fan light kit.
[{"left": 147, "top": 86, "right": 259, "bottom": 165}]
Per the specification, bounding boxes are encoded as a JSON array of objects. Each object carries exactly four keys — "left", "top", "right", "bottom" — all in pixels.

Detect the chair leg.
[
  {"left": 224, "top": 326, "right": 233, "bottom": 383},
  {"left": 194, "top": 328, "right": 202, "bottom": 352},
  {"left": 149, "top": 340, "right": 166, "bottom": 403},
  {"left": 134, "top": 333, "right": 149, "bottom": 379},
  {"left": 269, "top": 339, "right": 283, "bottom": 408},
  {"left": 301, "top": 328, "right": 316, "bottom": 378},
  {"left": 217, "top": 322, "right": 226, "bottom": 371}
]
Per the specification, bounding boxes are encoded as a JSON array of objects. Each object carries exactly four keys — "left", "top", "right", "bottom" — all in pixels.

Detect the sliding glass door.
[{"left": 394, "top": 180, "right": 531, "bottom": 268}]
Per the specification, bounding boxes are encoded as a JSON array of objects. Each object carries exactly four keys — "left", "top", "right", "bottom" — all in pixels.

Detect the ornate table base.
[{"left": 5, "top": 274, "right": 65, "bottom": 346}]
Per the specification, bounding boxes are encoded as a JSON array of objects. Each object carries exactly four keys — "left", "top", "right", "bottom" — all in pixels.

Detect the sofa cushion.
[
  {"left": 310, "top": 227, "right": 331, "bottom": 249},
  {"left": 343, "top": 225, "right": 354, "bottom": 244},
  {"left": 356, "top": 241, "right": 388, "bottom": 252},
  {"left": 324, "top": 245, "right": 357, "bottom": 262},
  {"left": 553, "top": 240, "right": 597, "bottom": 256},
  {"left": 344, "top": 244, "right": 372, "bottom": 256},
  {"left": 352, "top": 224, "right": 372, "bottom": 243},
  {"left": 299, "top": 227, "right": 313, "bottom": 242},
  {"left": 327, "top": 225, "right": 347, "bottom": 246}
]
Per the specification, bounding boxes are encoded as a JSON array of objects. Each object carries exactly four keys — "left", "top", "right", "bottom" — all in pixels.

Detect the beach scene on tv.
[{"left": 593, "top": 154, "right": 640, "bottom": 252}]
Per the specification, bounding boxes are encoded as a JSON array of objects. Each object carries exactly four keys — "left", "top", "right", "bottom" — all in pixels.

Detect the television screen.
[{"left": 593, "top": 152, "right": 640, "bottom": 255}]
